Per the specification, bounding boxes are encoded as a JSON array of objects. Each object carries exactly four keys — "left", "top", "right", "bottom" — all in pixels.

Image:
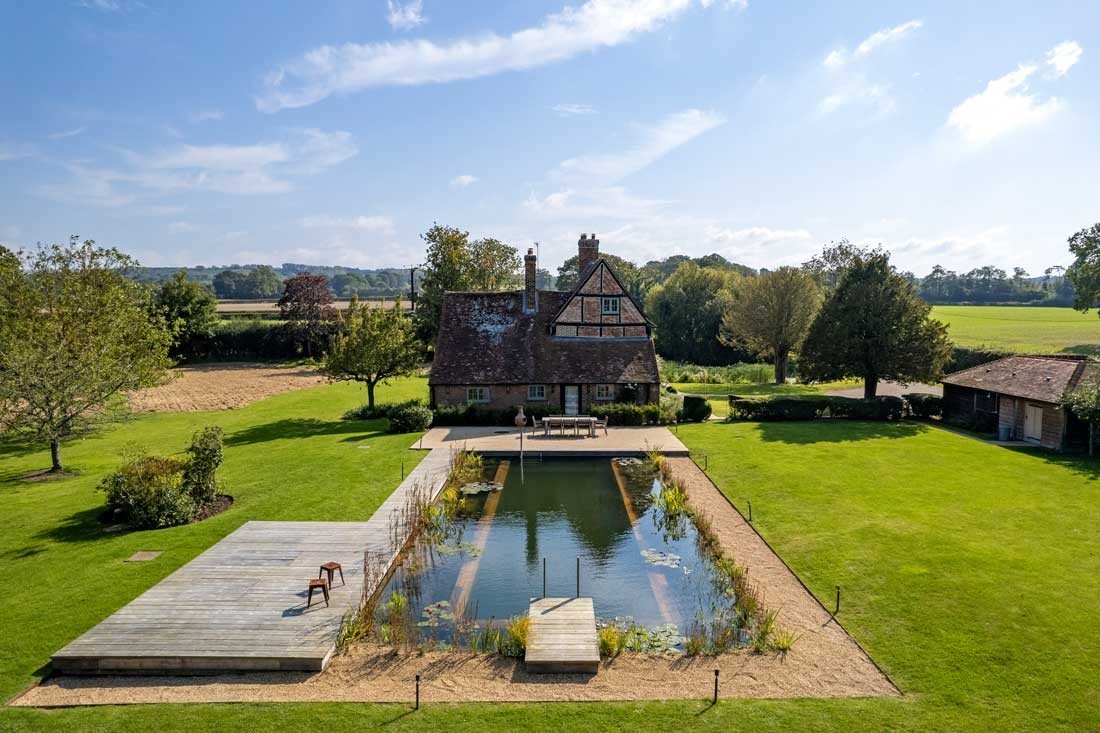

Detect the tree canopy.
[
  {"left": 413, "top": 224, "right": 521, "bottom": 344},
  {"left": 322, "top": 297, "right": 422, "bottom": 409},
  {"left": 799, "top": 251, "right": 950, "bottom": 398},
  {"left": 278, "top": 272, "right": 336, "bottom": 357},
  {"left": 154, "top": 270, "right": 218, "bottom": 359},
  {"left": 645, "top": 262, "right": 741, "bottom": 365},
  {"left": 720, "top": 267, "right": 821, "bottom": 383},
  {"left": 1066, "top": 222, "right": 1100, "bottom": 315},
  {"left": 0, "top": 237, "right": 173, "bottom": 472}
]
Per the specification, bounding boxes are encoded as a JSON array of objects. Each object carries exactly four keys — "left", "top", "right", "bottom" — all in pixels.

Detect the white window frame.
[
  {"left": 601, "top": 297, "right": 620, "bottom": 315},
  {"left": 527, "top": 384, "right": 547, "bottom": 401},
  {"left": 595, "top": 384, "right": 615, "bottom": 401},
  {"left": 466, "top": 387, "right": 490, "bottom": 404}
]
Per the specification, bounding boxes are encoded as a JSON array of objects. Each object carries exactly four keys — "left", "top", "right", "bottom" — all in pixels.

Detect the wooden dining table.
[{"left": 540, "top": 415, "right": 597, "bottom": 437}]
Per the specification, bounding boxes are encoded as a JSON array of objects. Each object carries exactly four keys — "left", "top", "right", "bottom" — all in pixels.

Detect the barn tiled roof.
[
  {"left": 429, "top": 289, "right": 660, "bottom": 385},
  {"left": 941, "top": 355, "right": 1099, "bottom": 404}
]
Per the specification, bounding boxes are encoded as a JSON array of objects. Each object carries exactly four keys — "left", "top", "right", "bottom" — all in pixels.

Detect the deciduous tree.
[
  {"left": 155, "top": 270, "right": 218, "bottom": 359},
  {"left": 1062, "top": 381, "right": 1100, "bottom": 457},
  {"left": 720, "top": 267, "right": 821, "bottom": 384},
  {"left": 278, "top": 272, "right": 335, "bottom": 357},
  {"left": 645, "top": 262, "right": 740, "bottom": 365},
  {"left": 1066, "top": 222, "right": 1100, "bottom": 314},
  {"left": 0, "top": 237, "right": 172, "bottom": 472},
  {"left": 322, "top": 297, "right": 422, "bottom": 408},
  {"left": 800, "top": 252, "right": 950, "bottom": 398}
]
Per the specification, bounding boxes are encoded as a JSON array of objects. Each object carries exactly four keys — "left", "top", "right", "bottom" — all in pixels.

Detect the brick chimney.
[
  {"left": 577, "top": 232, "right": 599, "bottom": 277},
  {"left": 523, "top": 247, "right": 538, "bottom": 313}
]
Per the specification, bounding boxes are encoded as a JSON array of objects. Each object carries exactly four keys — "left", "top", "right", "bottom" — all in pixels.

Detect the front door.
[
  {"left": 1024, "top": 404, "right": 1043, "bottom": 443},
  {"left": 563, "top": 385, "right": 580, "bottom": 416}
]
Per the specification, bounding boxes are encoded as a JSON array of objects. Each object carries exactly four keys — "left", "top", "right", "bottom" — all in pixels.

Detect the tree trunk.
[
  {"left": 367, "top": 381, "right": 376, "bottom": 409},
  {"left": 1090, "top": 422, "right": 1094, "bottom": 458},
  {"left": 864, "top": 377, "right": 879, "bottom": 399},
  {"left": 774, "top": 349, "right": 789, "bottom": 385},
  {"left": 50, "top": 440, "right": 63, "bottom": 473}
]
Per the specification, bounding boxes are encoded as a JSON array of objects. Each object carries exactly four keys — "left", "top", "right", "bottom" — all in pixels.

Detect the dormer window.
[{"left": 601, "top": 297, "right": 620, "bottom": 315}]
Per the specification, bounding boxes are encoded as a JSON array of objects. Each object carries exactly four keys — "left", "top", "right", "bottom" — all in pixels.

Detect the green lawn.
[
  {"left": 932, "top": 305, "right": 1100, "bottom": 354},
  {"left": 677, "top": 420, "right": 1100, "bottom": 730},
  {"left": 5, "top": 389, "right": 1100, "bottom": 730}
]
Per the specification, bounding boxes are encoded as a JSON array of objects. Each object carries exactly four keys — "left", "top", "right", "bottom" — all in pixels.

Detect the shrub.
[
  {"left": 905, "top": 392, "right": 943, "bottom": 419},
  {"left": 680, "top": 395, "right": 713, "bottom": 422},
  {"left": 182, "top": 425, "right": 224, "bottom": 505},
  {"left": 99, "top": 454, "right": 195, "bottom": 529},
  {"left": 945, "top": 346, "right": 1011, "bottom": 374},
  {"left": 342, "top": 403, "right": 393, "bottom": 420},
  {"left": 499, "top": 615, "right": 530, "bottom": 657},
  {"left": 598, "top": 625, "right": 627, "bottom": 658},
  {"left": 728, "top": 395, "right": 904, "bottom": 422},
  {"left": 660, "top": 360, "right": 776, "bottom": 385},
  {"left": 386, "top": 401, "right": 433, "bottom": 433}
]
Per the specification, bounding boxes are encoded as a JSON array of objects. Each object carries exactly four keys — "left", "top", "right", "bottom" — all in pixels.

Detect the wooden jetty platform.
[
  {"left": 524, "top": 597, "right": 600, "bottom": 674},
  {"left": 51, "top": 447, "right": 452, "bottom": 675}
]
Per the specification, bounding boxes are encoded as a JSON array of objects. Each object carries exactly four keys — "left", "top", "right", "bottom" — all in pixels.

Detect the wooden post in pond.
[
  {"left": 543, "top": 557, "right": 547, "bottom": 598},
  {"left": 576, "top": 556, "right": 580, "bottom": 597}
]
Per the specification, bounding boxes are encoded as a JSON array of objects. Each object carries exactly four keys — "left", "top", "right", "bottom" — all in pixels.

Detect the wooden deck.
[
  {"left": 51, "top": 447, "right": 452, "bottom": 674},
  {"left": 524, "top": 597, "right": 600, "bottom": 674}
]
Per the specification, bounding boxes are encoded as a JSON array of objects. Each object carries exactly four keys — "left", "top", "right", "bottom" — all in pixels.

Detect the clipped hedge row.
[
  {"left": 904, "top": 393, "right": 943, "bottom": 419},
  {"left": 727, "top": 395, "right": 905, "bottom": 422},
  {"left": 945, "top": 346, "right": 1012, "bottom": 374}
]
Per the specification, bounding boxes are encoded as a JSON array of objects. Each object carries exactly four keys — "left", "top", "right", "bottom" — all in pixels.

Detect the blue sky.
[{"left": 0, "top": 0, "right": 1096, "bottom": 275}]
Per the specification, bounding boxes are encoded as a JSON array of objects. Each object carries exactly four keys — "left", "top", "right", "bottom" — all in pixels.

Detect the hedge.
[
  {"left": 727, "top": 395, "right": 904, "bottom": 422},
  {"left": 945, "top": 346, "right": 1012, "bottom": 374},
  {"left": 904, "top": 393, "right": 943, "bottom": 419},
  {"left": 680, "top": 395, "right": 713, "bottom": 423},
  {"left": 179, "top": 319, "right": 338, "bottom": 361}
]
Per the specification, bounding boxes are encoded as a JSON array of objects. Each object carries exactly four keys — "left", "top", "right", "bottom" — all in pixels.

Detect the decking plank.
[{"left": 524, "top": 597, "right": 600, "bottom": 674}]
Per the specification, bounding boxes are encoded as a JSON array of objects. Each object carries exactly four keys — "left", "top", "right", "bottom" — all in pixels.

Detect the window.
[
  {"left": 466, "top": 387, "right": 489, "bottom": 403},
  {"left": 601, "top": 297, "right": 620, "bottom": 315},
  {"left": 527, "top": 384, "right": 547, "bottom": 401},
  {"left": 595, "top": 384, "right": 614, "bottom": 401}
]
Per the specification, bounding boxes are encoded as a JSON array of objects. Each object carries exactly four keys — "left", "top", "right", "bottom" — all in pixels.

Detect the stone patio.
[{"left": 411, "top": 425, "right": 689, "bottom": 456}]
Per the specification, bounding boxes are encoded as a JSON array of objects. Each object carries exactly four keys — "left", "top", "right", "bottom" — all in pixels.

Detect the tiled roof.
[
  {"left": 429, "top": 289, "right": 660, "bottom": 385},
  {"left": 941, "top": 355, "right": 1097, "bottom": 403}
]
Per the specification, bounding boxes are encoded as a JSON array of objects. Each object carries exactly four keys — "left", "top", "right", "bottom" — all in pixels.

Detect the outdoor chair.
[{"left": 593, "top": 418, "right": 608, "bottom": 436}]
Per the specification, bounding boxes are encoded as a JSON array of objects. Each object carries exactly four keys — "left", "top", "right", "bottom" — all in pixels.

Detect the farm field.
[{"left": 932, "top": 305, "right": 1100, "bottom": 354}]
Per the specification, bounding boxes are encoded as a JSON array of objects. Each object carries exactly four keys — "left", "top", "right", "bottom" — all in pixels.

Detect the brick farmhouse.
[
  {"left": 429, "top": 234, "right": 660, "bottom": 414},
  {"left": 942, "top": 354, "right": 1099, "bottom": 450}
]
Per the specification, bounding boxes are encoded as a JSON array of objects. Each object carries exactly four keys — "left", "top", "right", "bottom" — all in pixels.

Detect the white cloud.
[
  {"left": 523, "top": 186, "right": 670, "bottom": 220},
  {"left": 450, "top": 174, "right": 478, "bottom": 188},
  {"left": 298, "top": 214, "right": 396, "bottom": 234},
  {"left": 36, "top": 128, "right": 357, "bottom": 206},
  {"left": 855, "top": 19, "right": 922, "bottom": 58},
  {"left": 699, "top": 0, "right": 747, "bottom": 10},
  {"left": 77, "top": 0, "right": 145, "bottom": 12},
  {"left": 387, "top": 0, "right": 426, "bottom": 31},
  {"left": 47, "top": 127, "right": 86, "bottom": 140},
  {"left": 168, "top": 220, "right": 196, "bottom": 232},
  {"left": 823, "top": 19, "right": 922, "bottom": 69},
  {"left": 189, "top": 108, "right": 223, "bottom": 123},
  {"left": 221, "top": 230, "right": 248, "bottom": 242},
  {"left": 0, "top": 141, "right": 35, "bottom": 161},
  {"left": 946, "top": 64, "right": 1061, "bottom": 145},
  {"left": 256, "top": 0, "right": 697, "bottom": 112},
  {"left": 1046, "top": 40, "right": 1082, "bottom": 77},
  {"left": 551, "top": 103, "right": 597, "bottom": 116},
  {"left": 556, "top": 108, "right": 724, "bottom": 183},
  {"left": 818, "top": 20, "right": 919, "bottom": 116}
]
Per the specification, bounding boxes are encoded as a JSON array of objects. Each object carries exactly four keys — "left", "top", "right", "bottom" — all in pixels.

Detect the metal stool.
[
  {"left": 307, "top": 577, "right": 330, "bottom": 608},
  {"left": 319, "top": 561, "right": 344, "bottom": 588}
]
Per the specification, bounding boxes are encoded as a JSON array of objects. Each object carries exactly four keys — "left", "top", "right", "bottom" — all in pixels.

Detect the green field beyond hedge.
[{"left": 932, "top": 305, "right": 1100, "bottom": 354}]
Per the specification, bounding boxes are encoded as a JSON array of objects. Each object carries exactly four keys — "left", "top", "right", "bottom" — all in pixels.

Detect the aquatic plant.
[
  {"left": 598, "top": 625, "right": 625, "bottom": 658},
  {"left": 499, "top": 614, "right": 530, "bottom": 657},
  {"left": 770, "top": 627, "right": 799, "bottom": 653},
  {"left": 751, "top": 609, "right": 778, "bottom": 654}
]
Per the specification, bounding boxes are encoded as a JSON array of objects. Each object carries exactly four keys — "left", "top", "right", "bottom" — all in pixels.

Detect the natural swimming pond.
[{"left": 376, "top": 456, "right": 751, "bottom": 652}]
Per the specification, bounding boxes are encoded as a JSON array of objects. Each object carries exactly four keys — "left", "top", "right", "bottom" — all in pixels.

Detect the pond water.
[{"left": 378, "top": 457, "right": 732, "bottom": 648}]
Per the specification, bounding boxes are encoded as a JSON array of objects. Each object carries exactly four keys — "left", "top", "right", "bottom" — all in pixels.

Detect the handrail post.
[
  {"left": 576, "top": 556, "right": 580, "bottom": 597},
  {"left": 543, "top": 557, "right": 547, "bottom": 598}
]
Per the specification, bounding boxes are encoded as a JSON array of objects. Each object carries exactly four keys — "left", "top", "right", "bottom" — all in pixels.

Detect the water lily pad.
[
  {"left": 436, "top": 541, "right": 483, "bottom": 557},
  {"left": 460, "top": 481, "right": 503, "bottom": 495},
  {"left": 417, "top": 600, "right": 455, "bottom": 627},
  {"left": 641, "top": 548, "right": 682, "bottom": 569}
]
